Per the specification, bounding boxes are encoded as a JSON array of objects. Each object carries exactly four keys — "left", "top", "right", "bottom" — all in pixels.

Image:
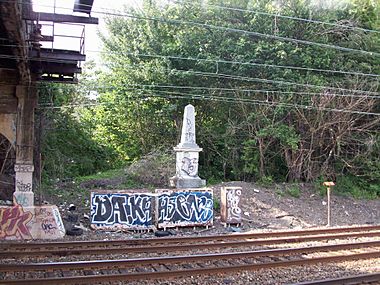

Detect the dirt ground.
[{"left": 49, "top": 180, "right": 380, "bottom": 240}]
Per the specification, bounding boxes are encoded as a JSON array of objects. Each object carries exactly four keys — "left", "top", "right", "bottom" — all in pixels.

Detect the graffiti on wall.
[
  {"left": 91, "top": 193, "right": 154, "bottom": 229},
  {"left": 181, "top": 156, "right": 198, "bottom": 177},
  {"left": 227, "top": 188, "right": 242, "bottom": 220},
  {"left": 157, "top": 191, "right": 213, "bottom": 226},
  {"left": 0, "top": 204, "right": 33, "bottom": 239},
  {"left": 16, "top": 180, "right": 32, "bottom": 192},
  {"left": 35, "top": 207, "right": 57, "bottom": 235}
]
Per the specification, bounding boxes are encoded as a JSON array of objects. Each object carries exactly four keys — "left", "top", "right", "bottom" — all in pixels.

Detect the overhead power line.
[
  {"left": 181, "top": 1, "right": 380, "bottom": 35},
  {"left": 23, "top": 0, "right": 380, "bottom": 35},
  {"left": 37, "top": 86, "right": 380, "bottom": 116},
  {"left": 1, "top": 42, "right": 378, "bottom": 78},
  {"left": 114, "top": 63, "right": 380, "bottom": 95},
  {"left": 14, "top": 1, "right": 380, "bottom": 57},
  {"left": 88, "top": 50, "right": 380, "bottom": 78},
  {"left": 91, "top": 10, "right": 380, "bottom": 57}
]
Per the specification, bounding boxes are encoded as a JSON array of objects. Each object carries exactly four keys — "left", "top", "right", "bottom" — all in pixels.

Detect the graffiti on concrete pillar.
[
  {"left": 91, "top": 193, "right": 154, "bottom": 230},
  {"left": 16, "top": 180, "right": 32, "bottom": 192},
  {"left": 14, "top": 164, "right": 34, "bottom": 172},
  {"left": 0, "top": 204, "right": 33, "bottom": 239},
  {"left": 157, "top": 191, "right": 213, "bottom": 227}
]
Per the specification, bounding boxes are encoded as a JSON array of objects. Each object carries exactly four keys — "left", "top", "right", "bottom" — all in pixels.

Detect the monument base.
[
  {"left": 0, "top": 204, "right": 65, "bottom": 240},
  {"left": 169, "top": 176, "right": 206, "bottom": 188}
]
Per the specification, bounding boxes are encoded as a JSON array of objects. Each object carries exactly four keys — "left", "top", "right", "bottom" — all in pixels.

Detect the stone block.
[
  {"left": 220, "top": 187, "right": 242, "bottom": 224},
  {"left": 0, "top": 204, "right": 65, "bottom": 240},
  {"left": 90, "top": 191, "right": 155, "bottom": 231},
  {"left": 155, "top": 188, "right": 213, "bottom": 229},
  {"left": 13, "top": 191, "right": 34, "bottom": 207}
]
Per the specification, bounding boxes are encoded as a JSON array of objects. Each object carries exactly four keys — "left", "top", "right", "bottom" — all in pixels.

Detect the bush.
[{"left": 127, "top": 148, "right": 175, "bottom": 187}]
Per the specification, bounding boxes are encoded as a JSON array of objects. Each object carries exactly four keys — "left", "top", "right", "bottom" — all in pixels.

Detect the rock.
[
  {"left": 68, "top": 204, "right": 76, "bottom": 211},
  {"left": 66, "top": 213, "right": 79, "bottom": 223},
  {"left": 228, "top": 226, "right": 242, "bottom": 232},
  {"left": 253, "top": 189, "right": 260, "bottom": 193},
  {"left": 154, "top": 230, "right": 171, "bottom": 237},
  {"left": 66, "top": 227, "right": 84, "bottom": 236},
  {"left": 322, "top": 201, "right": 327, "bottom": 206}
]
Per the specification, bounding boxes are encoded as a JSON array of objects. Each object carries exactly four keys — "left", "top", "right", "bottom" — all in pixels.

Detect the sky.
[{"left": 32, "top": 0, "right": 140, "bottom": 61}]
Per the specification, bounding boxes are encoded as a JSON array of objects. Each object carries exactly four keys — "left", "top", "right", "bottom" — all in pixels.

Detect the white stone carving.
[{"left": 170, "top": 105, "right": 206, "bottom": 188}]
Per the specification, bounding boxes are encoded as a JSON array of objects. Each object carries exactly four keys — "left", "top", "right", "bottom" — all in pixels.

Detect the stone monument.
[{"left": 170, "top": 104, "right": 206, "bottom": 188}]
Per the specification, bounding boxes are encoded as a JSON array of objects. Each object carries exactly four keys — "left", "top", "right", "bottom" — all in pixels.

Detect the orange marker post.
[{"left": 323, "top": 181, "right": 335, "bottom": 227}]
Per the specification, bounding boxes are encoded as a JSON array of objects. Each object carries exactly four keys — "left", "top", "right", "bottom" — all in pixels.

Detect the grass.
[
  {"left": 74, "top": 168, "right": 126, "bottom": 183},
  {"left": 285, "top": 184, "right": 301, "bottom": 198}
]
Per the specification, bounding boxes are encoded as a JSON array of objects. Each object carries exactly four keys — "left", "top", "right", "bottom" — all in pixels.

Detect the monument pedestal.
[
  {"left": 170, "top": 104, "right": 206, "bottom": 188},
  {"left": 169, "top": 176, "right": 206, "bottom": 188}
]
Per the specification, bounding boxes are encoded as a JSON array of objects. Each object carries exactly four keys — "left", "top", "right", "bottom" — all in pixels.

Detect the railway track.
[
  {"left": 0, "top": 241, "right": 379, "bottom": 284},
  {"left": 294, "top": 273, "right": 380, "bottom": 284},
  {"left": 1, "top": 225, "right": 380, "bottom": 257},
  {"left": 0, "top": 225, "right": 379, "bottom": 284}
]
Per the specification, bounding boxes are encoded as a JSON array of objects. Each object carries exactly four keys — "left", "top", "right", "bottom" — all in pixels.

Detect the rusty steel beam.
[
  {"left": 30, "top": 49, "right": 86, "bottom": 62},
  {"left": 23, "top": 11, "right": 98, "bottom": 24}
]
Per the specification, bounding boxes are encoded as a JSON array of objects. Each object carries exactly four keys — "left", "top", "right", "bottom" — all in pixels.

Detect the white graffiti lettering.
[
  {"left": 91, "top": 194, "right": 153, "bottom": 228},
  {"left": 158, "top": 192, "right": 213, "bottom": 224}
]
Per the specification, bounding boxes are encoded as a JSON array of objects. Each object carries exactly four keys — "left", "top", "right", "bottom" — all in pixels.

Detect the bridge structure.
[{"left": 0, "top": 0, "right": 98, "bottom": 239}]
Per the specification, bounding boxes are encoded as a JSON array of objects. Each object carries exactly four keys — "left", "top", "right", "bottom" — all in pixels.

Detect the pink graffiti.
[{"left": 0, "top": 204, "right": 33, "bottom": 239}]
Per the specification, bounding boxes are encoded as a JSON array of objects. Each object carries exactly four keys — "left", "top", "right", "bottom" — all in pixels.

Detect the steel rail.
[
  {"left": 0, "top": 240, "right": 379, "bottom": 272},
  {"left": 292, "top": 272, "right": 380, "bottom": 285},
  {"left": 1, "top": 225, "right": 379, "bottom": 250},
  {"left": 1, "top": 251, "right": 379, "bottom": 284},
  {"left": 1, "top": 231, "right": 379, "bottom": 257}
]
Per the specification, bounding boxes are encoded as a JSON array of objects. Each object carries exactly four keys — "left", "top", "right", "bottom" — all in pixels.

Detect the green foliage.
[
  {"left": 213, "top": 198, "right": 220, "bottom": 212},
  {"left": 38, "top": 0, "right": 380, "bottom": 200},
  {"left": 257, "top": 175, "right": 274, "bottom": 187},
  {"left": 285, "top": 184, "right": 301, "bottom": 198},
  {"left": 335, "top": 175, "right": 379, "bottom": 199},
  {"left": 75, "top": 169, "right": 126, "bottom": 183},
  {"left": 38, "top": 83, "right": 119, "bottom": 181}
]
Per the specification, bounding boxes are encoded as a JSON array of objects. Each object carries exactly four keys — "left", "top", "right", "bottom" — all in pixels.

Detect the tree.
[{"left": 79, "top": 0, "right": 379, "bottom": 195}]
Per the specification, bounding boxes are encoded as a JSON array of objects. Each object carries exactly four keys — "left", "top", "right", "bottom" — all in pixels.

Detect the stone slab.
[
  {"left": 220, "top": 187, "right": 242, "bottom": 224},
  {"left": 155, "top": 188, "right": 213, "bottom": 229},
  {"left": 90, "top": 191, "right": 155, "bottom": 231},
  {"left": 0, "top": 204, "right": 65, "bottom": 240},
  {"left": 169, "top": 176, "right": 206, "bottom": 189}
]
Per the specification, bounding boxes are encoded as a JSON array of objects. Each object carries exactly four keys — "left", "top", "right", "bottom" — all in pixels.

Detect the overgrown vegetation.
[{"left": 38, "top": 0, "right": 380, "bottom": 198}]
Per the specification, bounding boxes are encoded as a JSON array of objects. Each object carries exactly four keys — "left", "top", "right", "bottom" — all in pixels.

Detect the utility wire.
[
  {"left": 94, "top": 83, "right": 380, "bottom": 99},
  {"left": 177, "top": 0, "right": 380, "bottom": 35},
  {"left": 90, "top": 9, "right": 380, "bottom": 57},
  {"left": 37, "top": 87, "right": 380, "bottom": 116},
  {"left": 89, "top": 82, "right": 380, "bottom": 99},
  {"left": 115, "top": 63, "right": 380, "bottom": 95},
  {"left": 1, "top": 42, "right": 379, "bottom": 78},
  {"left": 88, "top": 49, "right": 380, "bottom": 78},
  {"left": 23, "top": 0, "right": 380, "bottom": 34},
  {"left": 13, "top": 0, "right": 380, "bottom": 57}
]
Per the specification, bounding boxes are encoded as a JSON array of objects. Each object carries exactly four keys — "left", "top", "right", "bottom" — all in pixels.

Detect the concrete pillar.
[{"left": 13, "top": 85, "right": 37, "bottom": 207}]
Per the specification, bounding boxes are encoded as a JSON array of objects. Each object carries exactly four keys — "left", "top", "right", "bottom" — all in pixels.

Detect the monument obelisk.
[{"left": 170, "top": 104, "right": 206, "bottom": 188}]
